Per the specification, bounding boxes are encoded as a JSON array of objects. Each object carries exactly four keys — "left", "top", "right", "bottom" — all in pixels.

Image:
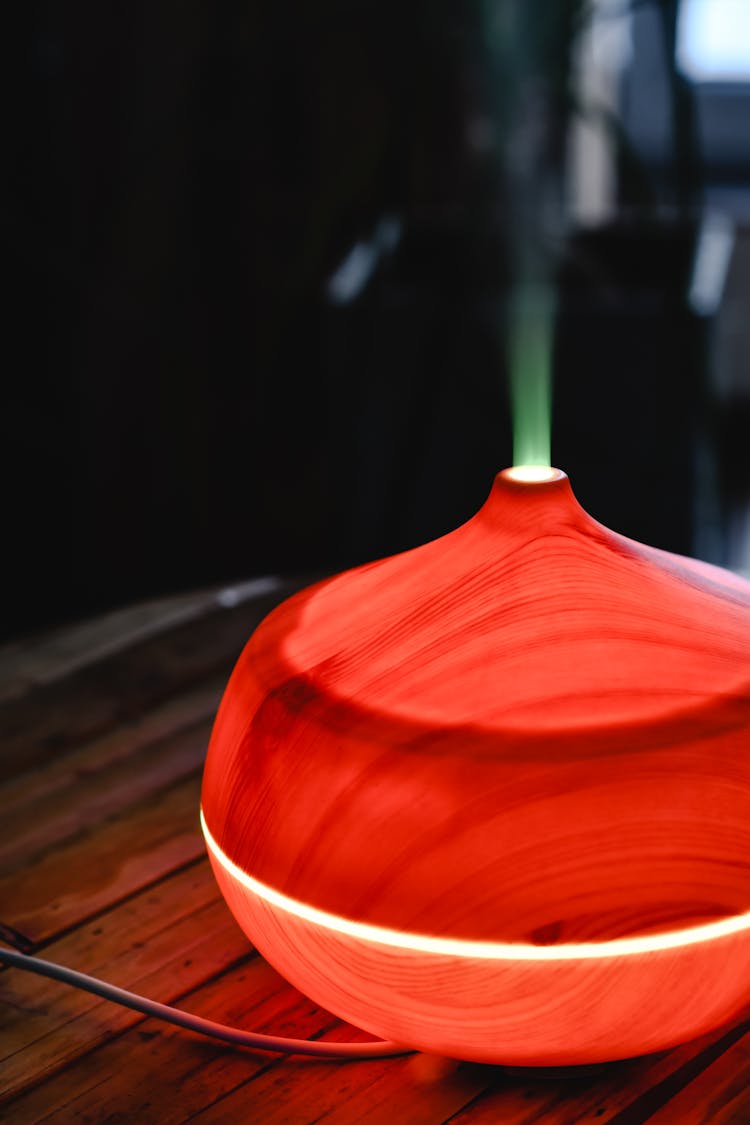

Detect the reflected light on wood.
[{"left": 201, "top": 468, "right": 750, "bottom": 1065}]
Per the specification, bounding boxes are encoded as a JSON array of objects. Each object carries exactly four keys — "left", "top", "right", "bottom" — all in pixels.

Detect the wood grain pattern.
[
  {"left": 641, "top": 1028, "right": 750, "bottom": 1123},
  {"left": 0, "top": 577, "right": 305, "bottom": 783},
  {"left": 0, "top": 861, "right": 249, "bottom": 1104},
  {"left": 0, "top": 680, "right": 221, "bottom": 872},
  {"left": 201, "top": 469, "right": 750, "bottom": 1064},
  {"left": 4, "top": 573, "right": 750, "bottom": 1119},
  {"left": 0, "top": 773, "right": 205, "bottom": 942}
]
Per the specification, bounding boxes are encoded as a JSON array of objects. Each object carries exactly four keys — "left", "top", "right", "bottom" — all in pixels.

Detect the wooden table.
[{"left": 2, "top": 577, "right": 750, "bottom": 1124}]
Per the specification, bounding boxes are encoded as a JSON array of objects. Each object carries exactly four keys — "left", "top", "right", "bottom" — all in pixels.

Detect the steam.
[{"left": 509, "top": 283, "right": 554, "bottom": 469}]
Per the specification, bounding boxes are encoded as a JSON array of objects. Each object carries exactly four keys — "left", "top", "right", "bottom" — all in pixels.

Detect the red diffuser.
[{"left": 201, "top": 467, "right": 750, "bottom": 1065}]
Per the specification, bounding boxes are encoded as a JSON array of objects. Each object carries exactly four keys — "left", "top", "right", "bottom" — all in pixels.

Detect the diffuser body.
[{"left": 201, "top": 469, "right": 750, "bottom": 1064}]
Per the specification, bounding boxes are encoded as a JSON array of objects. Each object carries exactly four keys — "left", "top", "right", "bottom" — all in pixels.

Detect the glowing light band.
[{"left": 201, "top": 809, "right": 750, "bottom": 962}]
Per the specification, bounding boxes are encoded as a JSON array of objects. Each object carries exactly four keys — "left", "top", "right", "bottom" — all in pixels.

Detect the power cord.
[{"left": 0, "top": 945, "right": 409, "bottom": 1059}]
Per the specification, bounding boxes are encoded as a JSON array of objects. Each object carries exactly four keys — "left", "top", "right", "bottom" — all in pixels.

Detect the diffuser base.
[{"left": 204, "top": 812, "right": 750, "bottom": 1067}]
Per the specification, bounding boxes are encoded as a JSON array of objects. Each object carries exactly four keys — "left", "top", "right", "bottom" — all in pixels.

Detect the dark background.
[{"left": 3, "top": 1, "right": 749, "bottom": 642}]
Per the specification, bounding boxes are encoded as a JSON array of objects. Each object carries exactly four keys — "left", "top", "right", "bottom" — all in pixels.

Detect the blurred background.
[{"left": 2, "top": 0, "right": 750, "bottom": 641}]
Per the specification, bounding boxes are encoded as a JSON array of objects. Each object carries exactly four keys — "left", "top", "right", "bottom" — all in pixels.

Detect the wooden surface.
[{"left": 2, "top": 575, "right": 750, "bottom": 1122}]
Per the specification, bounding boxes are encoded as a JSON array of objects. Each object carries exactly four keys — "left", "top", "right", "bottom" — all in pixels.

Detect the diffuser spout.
[
  {"left": 503, "top": 466, "right": 565, "bottom": 485},
  {"left": 473, "top": 465, "right": 583, "bottom": 537}
]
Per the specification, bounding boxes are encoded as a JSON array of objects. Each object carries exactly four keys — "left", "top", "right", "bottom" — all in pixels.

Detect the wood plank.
[
  {"left": 0, "top": 587, "right": 223, "bottom": 705},
  {"left": 0, "top": 577, "right": 298, "bottom": 706},
  {"left": 0, "top": 771, "right": 205, "bottom": 942},
  {"left": 191, "top": 1037, "right": 489, "bottom": 1125},
  {"left": 7, "top": 953, "right": 749, "bottom": 1125},
  {"left": 0, "top": 681, "right": 220, "bottom": 874},
  {"left": 0, "top": 958, "right": 335, "bottom": 1125},
  {"left": 15, "top": 935, "right": 739, "bottom": 1125},
  {"left": 0, "top": 674, "right": 219, "bottom": 816},
  {"left": 0, "top": 577, "right": 306, "bottom": 783},
  {"left": 1, "top": 947, "right": 337, "bottom": 1122},
  {"left": 0, "top": 860, "right": 252, "bottom": 1105},
  {"left": 635, "top": 1027, "right": 750, "bottom": 1123},
  {"left": 442, "top": 1015, "right": 750, "bottom": 1124},
  {"left": 189, "top": 1013, "right": 750, "bottom": 1125}
]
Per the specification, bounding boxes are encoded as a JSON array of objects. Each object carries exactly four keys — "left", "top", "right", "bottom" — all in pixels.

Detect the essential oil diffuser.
[{"left": 201, "top": 467, "right": 750, "bottom": 1065}]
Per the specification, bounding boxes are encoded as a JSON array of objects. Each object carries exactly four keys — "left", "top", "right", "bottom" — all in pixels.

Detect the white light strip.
[{"left": 201, "top": 809, "right": 750, "bottom": 961}]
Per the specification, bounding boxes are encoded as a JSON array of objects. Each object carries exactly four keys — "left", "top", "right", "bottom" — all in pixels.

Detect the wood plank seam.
[
  {"left": 16, "top": 852, "right": 210, "bottom": 957},
  {"left": 0, "top": 946, "right": 260, "bottom": 1109},
  {"left": 0, "top": 925, "right": 34, "bottom": 955},
  {"left": 602, "top": 1018, "right": 750, "bottom": 1125}
]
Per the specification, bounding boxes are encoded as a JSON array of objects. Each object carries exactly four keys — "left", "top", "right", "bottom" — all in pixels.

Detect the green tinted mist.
[{"left": 509, "top": 284, "right": 554, "bottom": 468}]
